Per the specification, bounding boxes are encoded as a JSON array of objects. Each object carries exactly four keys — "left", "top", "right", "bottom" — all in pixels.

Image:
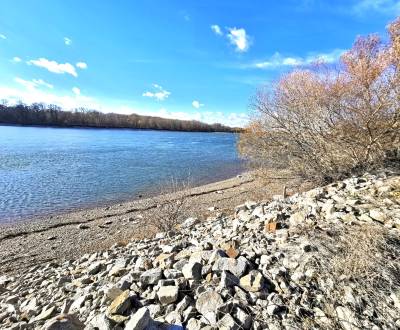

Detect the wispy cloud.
[
  {"left": 142, "top": 84, "right": 171, "bottom": 101},
  {"left": 251, "top": 49, "right": 345, "bottom": 69},
  {"left": 192, "top": 100, "right": 204, "bottom": 109},
  {"left": 72, "top": 87, "right": 80, "bottom": 96},
  {"left": 211, "top": 25, "right": 252, "bottom": 52},
  {"left": 227, "top": 27, "right": 251, "bottom": 53},
  {"left": 32, "top": 79, "right": 54, "bottom": 89},
  {"left": 64, "top": 37, "right": 72, "bottom": 46},
  {"left": 211, "top": 24, "right": 223, "bottom": 36},
  {"left": 28, "top": 58, "right": 78, "bottom": 77},
  {"left": 14, "top": 77, "right": 53, "bottom": 90},
  {"left": 12, "top": 57, "right": 22, "bottom": 63},
  {"left": 353, "top": 0, "right": 400, "bottom": 15},
  {"left": 0, "top": 34, "right": 6, "bottom": 40},
  {"left": 76, "top": 62, "right": 87, "bottom": 69},
  {"left": 179, "top": 10, "right": 190, "bottom": 22}
]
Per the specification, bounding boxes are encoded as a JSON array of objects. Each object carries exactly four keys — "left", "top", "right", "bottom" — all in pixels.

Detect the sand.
[{"left": 0, "top": 172, "right": 284, "bottom": 274}]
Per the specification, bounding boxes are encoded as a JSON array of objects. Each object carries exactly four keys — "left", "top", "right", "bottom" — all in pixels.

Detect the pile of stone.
[{"left": 0, "top": 172, "right": 399, "bottom": 329}]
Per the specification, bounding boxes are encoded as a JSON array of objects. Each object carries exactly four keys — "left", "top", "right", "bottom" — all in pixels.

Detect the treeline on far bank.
[{"left": 0, "top": 102, "right": 240, "bottom": 133}]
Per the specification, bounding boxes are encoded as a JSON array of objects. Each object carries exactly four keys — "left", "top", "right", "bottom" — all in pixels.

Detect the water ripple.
[{"left": 0, "top": 126, "right": 243, "bottom": 223}]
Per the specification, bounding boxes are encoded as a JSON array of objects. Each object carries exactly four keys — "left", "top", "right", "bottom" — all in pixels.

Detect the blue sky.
[{"left": 0, "top": 0, "right": 399, "bottom": 126}]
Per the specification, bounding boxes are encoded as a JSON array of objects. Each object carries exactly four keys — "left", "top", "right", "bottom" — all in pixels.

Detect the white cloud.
[
  {"left": 211, "top": 24, "right": 223, "bottom": 36},
  {"left": 12, "top": 57, "right": 22, "bottom": 63},
  {"left": 227, "top": 27, "right": 251, "bottom": 52},
  {"left": 353, "top": 0, "right": 400, "bottom": 15},
  {"left": 253, "top": 49, "right": 345, "bottom": 69},
  {"left": 64, "top": 37, "right": 72, "bottom": 46},
  {"left": 0, "top": 34, "right": 6, "bottom": 40},
  {"left": 28, "top": 58, "right": 78, "bottom": 77},
  {"left": 142, "top": 84, "right": 171, "bottom": 101},
  {"left": 72, "top": 87, "right": 81, "bottom": 96},
  {"left": 192, "top": 100, "right": 204, "bottom": 109},
  {"left": 14, "top": 77, "right": 53, "bottom": 90},
  {"left": 76, "top": 62, "right": 87, "bottom": 69},
  {"left": 2, "top": 85, "right": 99, "bottom": 110}
]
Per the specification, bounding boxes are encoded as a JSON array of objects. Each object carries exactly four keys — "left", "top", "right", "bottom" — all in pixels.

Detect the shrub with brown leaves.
[{"left": 239, "top": 17, "right": 400, "bottom": 183}]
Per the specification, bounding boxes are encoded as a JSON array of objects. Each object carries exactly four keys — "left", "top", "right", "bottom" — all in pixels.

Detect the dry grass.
[
  {"left": 330, "top": 226, "right": 398, "bottom": 286},
  {"left": 304, "top": 224, "right": 400, "bottom": 329}
]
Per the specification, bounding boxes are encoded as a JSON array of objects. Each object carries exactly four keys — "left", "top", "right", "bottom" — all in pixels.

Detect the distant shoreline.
[
  {"left": 0, "top": 104, "right": 242, "bottom": 132},
  {"left": 0, "top": 123, "right": 240, "bottom": 133}
]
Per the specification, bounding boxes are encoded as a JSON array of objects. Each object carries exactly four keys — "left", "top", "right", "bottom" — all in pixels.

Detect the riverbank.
[
  {"left": 0, "top": 171, "right": 399, "bottom": 329},
  {"left": 0, "top": 172, "right": 288, "bottom": 274}
]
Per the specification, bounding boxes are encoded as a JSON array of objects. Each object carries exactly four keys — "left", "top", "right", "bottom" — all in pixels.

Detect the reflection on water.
[{"left": 0, "top": 126, "right": 244, "bottom": 223}]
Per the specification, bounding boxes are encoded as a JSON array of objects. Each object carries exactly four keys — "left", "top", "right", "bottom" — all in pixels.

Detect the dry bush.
[
  {"left": 151, "top": 177, "right": 193, "bottom": 233},
  {"left": 239, "top": 17, "right": 400, "bottom": 184}
]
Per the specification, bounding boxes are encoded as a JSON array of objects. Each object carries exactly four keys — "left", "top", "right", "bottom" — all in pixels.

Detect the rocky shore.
[{"left": 0, "top": 172, "right": 399, "bottom": 329}]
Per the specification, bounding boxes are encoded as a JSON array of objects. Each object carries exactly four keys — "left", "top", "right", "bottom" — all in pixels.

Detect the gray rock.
[
  {"left": 157, "top": 286, "right": 179, "bottom": 305},
  {"left": 146, "top": 304, "right": 162, "bottom": 318},
  {"left": 140, "top": 268, "right": 163, "bottom": 285},
  {"left": 70, "top": 295, "right": 87, "bottom": 313},
  {"left": 34, "top": 305, "right": 56, "bottom": 322},
  {"left": 87, "top": 313, "right": 115, "bottom": 330},
  {"left": 195, "top": 291, "right": 223, "bottom": 325},
  {"left": 182, "top": 262, "right": 202, "bottom": 280},
  {"left": 164, "top": 269, "right": 183, "bottom": 279},
  {"left": 212, "top": 257, "right": 247, "bottom": 277},
  {"left": 220, "top": 271, "right": 239, "bottom": 288},
  {"left": 43, "top": 313, "right": 85, "bottom": 330},
  {"left": 173, "top": 259, "right": 188, "bottom": 271},
  {"left": 176, "top": 295, "right": 192, "bottom": 315},
  {"left": 87, "top": 261, "right": 103, "bottom": 275},
  {"left": 369, "top": 209, "right": 387, "bottom": 223},
  {"left": 5, "top": 295, "right": 19, "bottom": 304},
  {"left": 165, "top": 310, "right": 182, "bottom": 324},
  {"left": 217, "top": 314, "right": 239, "bottom": 330},
  {"left": 125, "top": 307, "right": 150, "bottom": 330}
]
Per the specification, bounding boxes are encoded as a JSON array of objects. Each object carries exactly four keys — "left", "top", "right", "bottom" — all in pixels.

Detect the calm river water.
[{"left": 0, "top": 126, "right": 244, "bottom": 223}]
